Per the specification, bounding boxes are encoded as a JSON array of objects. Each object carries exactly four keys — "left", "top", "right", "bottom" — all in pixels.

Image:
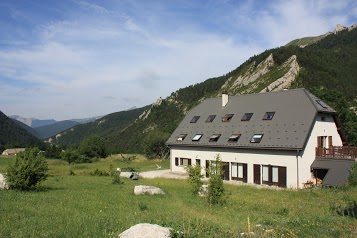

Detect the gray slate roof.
[{"left": 166, "top": 89, "right": 336, "bottom": 150}]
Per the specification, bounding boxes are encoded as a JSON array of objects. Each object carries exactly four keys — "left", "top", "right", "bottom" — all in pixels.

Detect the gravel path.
[{"left": 121, "top": 169, "right": 188, "bottom": 179}]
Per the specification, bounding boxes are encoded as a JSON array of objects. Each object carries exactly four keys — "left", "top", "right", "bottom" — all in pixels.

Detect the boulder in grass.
[
  {"left": 134, "top": 185, "right": 165, "bottom": 195},
  {"left": 119, "top": 223, "right": 171, "bottom": 238},
  {"left": 0, "top": 173, "right": 8, "bottom": 189}
]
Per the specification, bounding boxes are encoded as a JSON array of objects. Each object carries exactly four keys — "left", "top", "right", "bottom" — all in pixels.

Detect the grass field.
[{"left": 0, "top": 155, "right": 357, "bottom": 237}]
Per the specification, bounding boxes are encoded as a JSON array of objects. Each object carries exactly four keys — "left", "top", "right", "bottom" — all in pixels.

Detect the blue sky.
[{"left": 1, "top": 0, "right": 356, "bottom": 120}]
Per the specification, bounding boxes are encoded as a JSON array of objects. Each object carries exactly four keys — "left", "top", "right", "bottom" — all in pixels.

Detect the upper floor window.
[
  {"left": 190, "top": 116, "right": 200, "bottom": 123},
  {"left": 206, "top": 115, "right": 216, "bottom": 122},
  {"left": 222, "top": 114, "right": 234, "bottom": 122},
  {"left": 209, "top": 134, "right": 221, "bottom": 142},
  {"left": 250, "top": 134, "right": 263, "bottom": 143},
  {"left": 228, "top": 134, "right": 241, "bottom": 143},
  {"left": 176, "top": 134, "right": 187, "bottom": 141},
  {"left": 192, "top": 134, "right": 203, "bottom": 141},
  {"left": 263, "top": 112, "right": 275, "bottom": 120},
  {"left": 241, "top": 113, "right": 253, "bottom": 121}
]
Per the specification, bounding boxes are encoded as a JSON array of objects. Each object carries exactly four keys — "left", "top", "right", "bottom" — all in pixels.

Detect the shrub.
[
  {"left": 6, "top": 148, "right": 48, "bottom": 191},
  {"left": 61, "top": 148, "right": 91, "bottom": 164},
  {"left": 347, "top": 163, "right": 357, "bottom": 186},
  {"left": 112, "top": 168, "right": 123, "bottom": 184},
  {"left": 207, "top": 154, "right": 225, "bottom": 206},
  {"left": 79, "top": 136, "right": 107, "bottom": 159},
  {"left": 89, "top": 168, "right": 110, "bottom": 176},
  {"left": 186, "top": 164, "right": 203, "bottom": 195}
]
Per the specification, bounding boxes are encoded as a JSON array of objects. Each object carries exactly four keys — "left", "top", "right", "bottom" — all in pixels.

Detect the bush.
[
  {"left": 186, "top": 164, "right": 203, "bottom": 195},
  {"left": 111, "top": 168, "right": 123, "bottom": 184},
  {"left": 347, "top": 163, "right": 357, "bottom": 186},
  {"left": 79, "top": 136, "right": 107, "bottom": 159},
  {"left": 207, "top": 154, "right": 225, "bottom": 206},
  {"left": 6, "top": 148, "right": 48, "bottom": 191},
  {"left": 61, "top": 148, "right": 91, "bottom": 164}
]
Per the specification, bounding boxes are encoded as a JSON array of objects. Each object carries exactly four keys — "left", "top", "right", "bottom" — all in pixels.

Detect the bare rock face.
[
  {"left": 0, "top": 173, "right": 8, "bottom": 189},
  {"left": 119, "top": 223, "right": 171, "bottom": 238},
  {"left": 134, "top": 185, "right": 165, "bottom": 195}
]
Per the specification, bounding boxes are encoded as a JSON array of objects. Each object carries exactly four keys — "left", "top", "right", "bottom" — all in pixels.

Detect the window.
[
  {"left": 228, "top": 134, "right": 241, "bottom": 143},
  {"left": 190, "top": 116, "right": 200, "bottom": 123},
  {"left": 232, "top": 162, "right": 247, "bottom": 182},
  {"left": 316, "top": 100, "right": 328, "bottom": 108},
  {"left": 192, "top": 134, "right": 203, "bottom": 141},
  {"left": 176, "top": 134, "right": 187, "bottom": 141},
  {"left": 241, "top": 113, "right": 253, "bottom": 121},
  {"left": 175, "top": 157, "right": 191, "bottom": 166},
  {"left": 250, "top": 134, "right": 263, "bottom": 143},
  {"left": 209, "top": 134, "right": 221, "bottom": 142},
  {"left": 205, "top": 115, "right": 216, "bottom": 122},
  {"left": 263, "top": 112, "right": 275, "bottom": 120},
  {"left": 261, "top": 165, "right": 286, "bottom": 187},
  {"left": 222, "top": 114, "right": 234, "bottom": 122}
]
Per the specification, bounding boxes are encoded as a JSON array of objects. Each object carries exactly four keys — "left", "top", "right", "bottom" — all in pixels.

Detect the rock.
[
  {"left": 134, "top": 185, "right": 165, "bottom": 195},
  {"left": 0, "top": 173, "right": 8, "bottom": 189},
  {"left": 119, "top": 223, "right": 171, "bottom": 238},
  {"left": 198, "top": 184, "right": 208, "bottom": 197}
]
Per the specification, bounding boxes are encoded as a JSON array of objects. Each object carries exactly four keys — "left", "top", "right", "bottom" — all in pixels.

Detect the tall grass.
[{"left": 0, "top": 155, "right": 356, "bottom": 237}]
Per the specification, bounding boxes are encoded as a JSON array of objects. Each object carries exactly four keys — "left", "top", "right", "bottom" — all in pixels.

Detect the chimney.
[{"left": 222, "top": 93, "right": 229, "bottom": 107}]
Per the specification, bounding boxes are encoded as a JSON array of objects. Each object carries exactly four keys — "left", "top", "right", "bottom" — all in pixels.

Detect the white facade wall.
[{"left": 169, "top": 114, "right": 343, "bottom": 189}]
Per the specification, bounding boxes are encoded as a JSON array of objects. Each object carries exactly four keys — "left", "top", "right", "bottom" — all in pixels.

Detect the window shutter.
[
  {"left": 243, "top": 163, "right": 248, "bottom": 183},
  {"left": 254, "top": 164, "right": 261, "bottom": 184},
  {"left": 175, "top": 157, "right": 179, "bottom": 166},
  {"left": 268, "top": 165, "right": 273, "bottom": 184},
  {"left": 328, "top": 136, "right": 333, "bottom": 147},
  {"left": 188, "top": 159, "right": 192, "bottom": 165},
  {"left": 278, "top": 166, "right": 287, "bottom": 188},
  {"left": 206, "top": 160, "right": 209, "bottom": 178}
]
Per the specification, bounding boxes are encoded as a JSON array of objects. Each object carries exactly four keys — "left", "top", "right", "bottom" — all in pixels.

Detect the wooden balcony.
[{"left": 316, "top": 146, "right": 357, "bottom": 160}]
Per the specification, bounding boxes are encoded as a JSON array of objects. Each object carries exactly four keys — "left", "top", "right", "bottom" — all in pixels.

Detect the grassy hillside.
[
  {"left": 0, "top": 156, "right": 356, "bottom": 237},
  {"left": 0, "top": 111, "right": 42, "bottom": 150},
  {"left": 53, "top": 28, "right": 357, "bottom": 152}
]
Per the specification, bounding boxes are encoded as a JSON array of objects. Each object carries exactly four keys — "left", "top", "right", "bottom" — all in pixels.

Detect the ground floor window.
[
  {"left": 175, "top": 157, "right": 191, "bottom": 166},
  {"left": 261, "top": 164, "right": 286, "bottom": 187},
  {"left": 231, "top": 162, "right": 247, "bottom": 182}
]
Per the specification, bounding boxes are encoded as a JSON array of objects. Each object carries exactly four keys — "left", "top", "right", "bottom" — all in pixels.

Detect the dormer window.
[
  {"left": 190, "top": 116, "right": 200, "bottom": 123},
  {"left": 209, "top": 134, "right": 221, "bottom": 142},
  {"left": 250, "top": 134, "right": 263, "bottom": 143},
  {"left": 263, "top": 112, "right": 275, "bottom": 120},
  {"left": 176, "top": 134, "right": 187, "bottom": 141},
  {"left": 228, "top": 134, "right": 241, "bottom": 143},
  {"left": 222, "top": 114, "right": 234, "bottom": 122},
  {"left": 316, "top": 100, "right": 328, "bottom": 109},
  {"left": 241, "top": 113, "right": 253, "bottom": 121},
  {"left": 192, "top": 134, "right": 203, "bottom": 141},
  {"left": 206, "top": 115, "right": 216, "bottom": 122}
]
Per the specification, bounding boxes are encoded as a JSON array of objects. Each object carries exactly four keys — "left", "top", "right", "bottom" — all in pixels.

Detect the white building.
[{"left": 166, "top": 89, "right": 355, "bottom": 188}]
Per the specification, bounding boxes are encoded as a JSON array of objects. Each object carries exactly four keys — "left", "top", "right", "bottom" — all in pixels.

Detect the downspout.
[{"left": 296, "top": 149, "right": 300, "bottom": 189}]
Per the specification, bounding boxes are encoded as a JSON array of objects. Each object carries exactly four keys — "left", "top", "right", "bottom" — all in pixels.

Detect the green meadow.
[{"left": 0, "top": 155, "right": 356, "bottom": 237}]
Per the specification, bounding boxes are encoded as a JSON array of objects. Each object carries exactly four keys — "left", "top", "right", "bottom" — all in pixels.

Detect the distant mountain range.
[
  {"left": 49, "top": 24, "right": 357, "bottom": 153},
  {"left": 9, "top": 115, "right": 103, "bottom": 139}
]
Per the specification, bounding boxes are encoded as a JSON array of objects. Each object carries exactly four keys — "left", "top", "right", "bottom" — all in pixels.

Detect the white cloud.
[{"left": 0, "top": 0, "right": 356, "bottom": 120}]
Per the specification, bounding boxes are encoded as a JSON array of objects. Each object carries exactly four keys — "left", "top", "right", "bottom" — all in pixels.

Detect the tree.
[
  {"left": 6, "top": 148, "right": 48, "bottom": 191},
  {"left": 79, "top": 136, "right": 107, "bottom": 158},
  {"left": 143, "top": 131, "right": 170, "bottom": 160},
  {"left": 186, "top": 164, "right": 204, "bottom": 195},
  {"left": 207, "top": 154, "right": 225, "bottom": 206}
]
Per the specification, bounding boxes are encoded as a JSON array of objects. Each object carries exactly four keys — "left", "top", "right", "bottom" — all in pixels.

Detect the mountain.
[
  {"left": 34, "top": 120, "right": 80, "bottom": 139},
  {"left": 51, "top": 24, "right": 357, "bottom": 152},
  {"left": 10, "top": 115, "right": 57, "bottom": 128},
  {"left": 47, "top": 106, "right": 149, "bottom": 149},
  {"left": 0, "top": 111, "right": 41, "bottom": 149},
  {"left": 11, "top": 119, "right": 41, "bottom": 138}
]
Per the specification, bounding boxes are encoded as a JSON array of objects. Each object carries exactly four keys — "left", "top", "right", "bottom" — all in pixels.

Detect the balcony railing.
[{"left": 316, "top": 146, "right": 357, "bottom": 159}]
